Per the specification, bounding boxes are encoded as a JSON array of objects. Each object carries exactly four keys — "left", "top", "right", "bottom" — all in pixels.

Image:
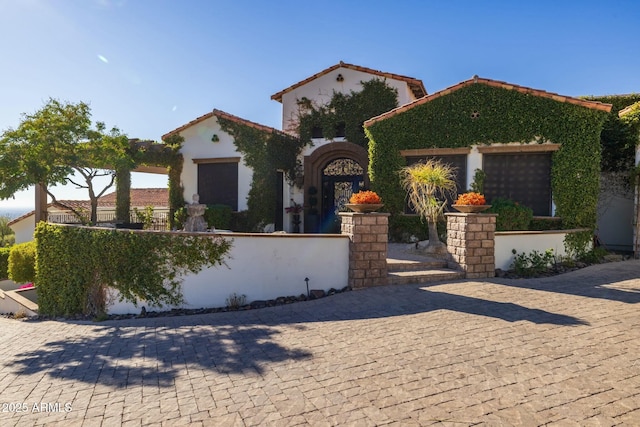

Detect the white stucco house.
[{"left": 163, "top": 61, "right": 427, "bottom": 233}]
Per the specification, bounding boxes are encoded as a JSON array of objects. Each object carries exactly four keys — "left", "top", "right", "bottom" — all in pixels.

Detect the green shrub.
[
  {"left": 487, "top": 198, "right": 533, "bottom": 231},
  {"left": 511, "top": 248, "right": 555, "bottom": 276},
  {"left": 230, "top": 210, "right": 251, "bottom": 232},
  {"left": 530, "top": 217, "right": 564, "bottom": 231},
  {"left": 134, "top": 205, "right": 155, "bottom": 229},
  {"left": 8, "top": 241, "right": 36, "bottom": 283},
  {"left": 388, "top": 215, "right": 448, "bottom": 243},
  {"left": 35, "top": 223, "right": 232, "bottom": 317},
  {"left": 0, "top": 247, "right": 10, "bottom": 279},
  {"left": 389, "top": 215, "right": 428, "bottom": 243},
  {"left": 205, "top": 204, "right": 233, "bottom": 230},
  {"left": 578, "top": 246, "right": 608, "bottom": 264},
  {"left": 174, "top": 207, "right": 187, "bottom": 230}
]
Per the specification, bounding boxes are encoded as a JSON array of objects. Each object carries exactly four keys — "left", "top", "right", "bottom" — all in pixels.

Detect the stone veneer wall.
[
  {"left": 446, "top": 212, "right": 497, "bottom": 279},
  {"left": 339, "top": 212, "right": 389, "bottom": 289}
]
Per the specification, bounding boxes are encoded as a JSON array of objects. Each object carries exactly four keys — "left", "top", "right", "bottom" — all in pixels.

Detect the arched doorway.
[
  {"left": 321, "top": 158, "right": 364, "bottom": 232},
  {"left": 304, "top": 142, "right": 369, "bottom": 233}
]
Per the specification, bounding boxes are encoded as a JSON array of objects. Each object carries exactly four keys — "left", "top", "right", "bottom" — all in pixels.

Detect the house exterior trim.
[
  {"left": 163, "top": 109, "right": 286, "bottom": 141},
  {"left": 365, "top": 76, "right": 613, "bottom": 126},
  {"left": 400, "top": 147, "right": 471, "bottom": 157},
  {"left": 476, "top": 144, "right": 561, "bottom": 154},
  {"left": 271, "top": 61, "right": 427, "bottom": 102},
  {"left": 192, "top": 157, "right": 241, "bottom": 164}
]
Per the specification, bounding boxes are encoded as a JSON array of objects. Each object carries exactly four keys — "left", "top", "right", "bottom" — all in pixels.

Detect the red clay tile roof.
[
  {"left": 270, "top": 61, "right": 427, "bottom": 102},
  {"left": 8, "top": 188, "right": 169, "bottom": 226},
  {"left": 364, "top": 76, "right": 613, "bottom": 127},
  {"left": 162, "top": 109, "right": 287, "bottom": 140},
  {"left": 99, "top": 188, "right": 169, "bottom": 207}
]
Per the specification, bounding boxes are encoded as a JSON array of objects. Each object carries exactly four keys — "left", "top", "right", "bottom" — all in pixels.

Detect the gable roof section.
[
  {"left": 365, "top": 76, "right": 613, "bottom": 127},
  {"left": 162, "top": 109, "right": 287, "bottom": 140},
  {"left": 270, "top": 61, "right": 427, "bottom": 103}
]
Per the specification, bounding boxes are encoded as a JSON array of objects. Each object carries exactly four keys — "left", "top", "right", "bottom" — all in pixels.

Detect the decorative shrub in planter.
[
  {"left": 487, "top": 198, "right": 533, "bottom": 231},
  {"left": 452, "top": 192, "right": 491, "bottom": 213},
  {"left": 345, "top": 191, "right": 384, "bottom": 213}
]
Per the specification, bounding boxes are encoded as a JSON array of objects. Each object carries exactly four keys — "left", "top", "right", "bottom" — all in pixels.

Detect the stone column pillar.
[
  {"left": 339, "top": 212, "right": 389, "bottom": 289},
  {"left": 446, "top": 212, "right": 497, "bottom": 279}
]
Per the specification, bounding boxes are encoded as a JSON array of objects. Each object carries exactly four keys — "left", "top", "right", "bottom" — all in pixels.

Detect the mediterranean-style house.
[
  {"left": 17, "top": 62, "right": 627, "bottom": 251},
  {"left": 164, "top": 61, "right": 625, "bottom": 247},
  {"left": 163, "top": 61, "right": 428, "bottom": 233}
]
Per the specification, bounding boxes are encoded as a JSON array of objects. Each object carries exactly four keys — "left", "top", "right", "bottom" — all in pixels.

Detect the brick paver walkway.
[{"left": 0, "top": 260, "right": 639, "bottom": 426}]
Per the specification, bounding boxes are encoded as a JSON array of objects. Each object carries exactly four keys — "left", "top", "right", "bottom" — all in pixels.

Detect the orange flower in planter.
[
  {"left": 349, "top": 190, "right": 382, "bottom": 204},
  {"left": 455, "top": 192, "right": 486, "bottom": 205}
]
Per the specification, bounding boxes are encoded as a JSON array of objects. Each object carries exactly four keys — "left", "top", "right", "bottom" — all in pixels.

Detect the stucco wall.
[
  {"left": 108, "top": 232, "right": 350, "bottom": 315},
  {"left": 495, "top": 230, "right": 585, "bottom": 270},
  {"left": 10, "top": 216, "right": 36, "bottom": 244},
  {"left": 280, "top": 67, "right": 417, "bottom": 133},
  {"left": 178, "top": 115, "right": 253, "bottom": 211}
]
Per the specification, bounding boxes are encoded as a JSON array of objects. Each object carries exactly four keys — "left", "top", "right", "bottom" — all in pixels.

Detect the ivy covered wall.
[
  {"left": 297, "top": 79, "right": 398, "bottom": 149},
  {"left": 114, "top": 137, "right": 183, "bottom": 229},
  {"left": 365, "top": 83, "right": 610, "bottom": 234},
  {"left": 583, "top": 94, "right": 640, "bottom": 172},
  {"left": 216, "top": 118, "right": 304, "bottom": 230}
]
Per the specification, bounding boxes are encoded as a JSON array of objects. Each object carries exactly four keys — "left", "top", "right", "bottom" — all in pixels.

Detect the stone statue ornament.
[{"left": 184, "top": 194, "right": 208, "bottom": 232}]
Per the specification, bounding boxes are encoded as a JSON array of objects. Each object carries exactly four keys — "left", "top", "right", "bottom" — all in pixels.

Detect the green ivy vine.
[
  {"left": 216, "top": 118, "right": 305, "bottom": 230},
  {"left": 584, "top": 94, "right": 640, "bottom": 172},
  {"left": 297, "top": 79, "right": 398, "bottom": 148},
  {"left": 35, "top": 222, "right": 232, "bottom": 317},
  {"left": 114, "top": 136, "right": 184, "bottom": 229},
  {"left": 365, "top": 83, "right": 610, "bottom": 252}
]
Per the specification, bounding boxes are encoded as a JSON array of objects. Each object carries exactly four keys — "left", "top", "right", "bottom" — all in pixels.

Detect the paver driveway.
[{"left": 0, "top": 260, "right": 639, "bottom": 426}]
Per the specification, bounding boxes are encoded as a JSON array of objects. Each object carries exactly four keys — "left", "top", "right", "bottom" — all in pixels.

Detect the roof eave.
[{"left": 365, "top": 76, "right": 613, "bottom": 127}]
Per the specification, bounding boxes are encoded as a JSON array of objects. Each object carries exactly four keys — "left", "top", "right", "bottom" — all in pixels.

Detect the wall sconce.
[{"left": 336, "top": 74, "right": 344, "bottom": 82}]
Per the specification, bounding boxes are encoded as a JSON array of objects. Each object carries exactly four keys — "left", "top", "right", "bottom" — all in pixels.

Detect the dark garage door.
[{"left": 483, "top": 153, "right": 552, "bottom": 216}]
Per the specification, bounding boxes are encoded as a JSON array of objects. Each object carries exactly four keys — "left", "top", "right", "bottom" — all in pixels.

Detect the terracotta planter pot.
[
  {"left": 345, "top": 203, "right": 384, "bottom": 213},
  {"left": 452, "top": 204, "right": 492, "bottom": 213}
]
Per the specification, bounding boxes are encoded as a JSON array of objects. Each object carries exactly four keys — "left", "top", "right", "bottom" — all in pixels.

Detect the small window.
[
  {"left": 311, "top": 126, "right": 323, "bottom": 139},
  {"left": 335, "top": 122, "right": 346, "bottom": 138},
  {"left": 197, "top": 162, "right": 238, "bottom": 211}
]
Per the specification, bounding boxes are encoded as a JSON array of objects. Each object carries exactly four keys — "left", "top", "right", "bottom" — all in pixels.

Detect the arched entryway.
[{"left": 304, "top": 142, "right": 369, "bottom": 233}]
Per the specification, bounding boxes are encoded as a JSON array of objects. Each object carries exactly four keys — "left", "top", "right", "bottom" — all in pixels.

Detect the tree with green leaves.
[
  {"left": 0, "top": 99, "right": 133, "bottom": 224},
  {"left": 399, "top": 160, "right": 457, "bottom": 254}
]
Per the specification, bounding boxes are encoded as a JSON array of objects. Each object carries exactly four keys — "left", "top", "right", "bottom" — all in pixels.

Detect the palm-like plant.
[{"left": 400, "top": 160, "right": 457, "bottom": 253}]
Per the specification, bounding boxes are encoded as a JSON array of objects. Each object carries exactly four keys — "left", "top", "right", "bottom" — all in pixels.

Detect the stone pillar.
[
  {"left": 446, "top": 212, "right": 497, "bottom": 279},
  {"left": 339, "top": 212, "right": 389, "bottom": 289}
]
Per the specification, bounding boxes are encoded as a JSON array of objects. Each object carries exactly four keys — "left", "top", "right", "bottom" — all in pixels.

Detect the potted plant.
[
  {"left": 452, "top": 192, "right": 491, "bottom": 213},
  {"left": 285, "top": 199, "right": 303, "bottom": 233},
  {"left": 345, "top": 190, "right": 384, "bottom": 213}
]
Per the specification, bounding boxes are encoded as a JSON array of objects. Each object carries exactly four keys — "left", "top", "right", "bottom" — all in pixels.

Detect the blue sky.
[{"left": 1, "top": 0, "right": 639, "bottom": 209}]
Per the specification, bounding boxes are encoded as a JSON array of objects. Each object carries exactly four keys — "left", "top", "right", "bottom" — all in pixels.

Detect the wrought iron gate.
[{"left": 321, "top": 158, "right": 364, "bottom": 233}]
